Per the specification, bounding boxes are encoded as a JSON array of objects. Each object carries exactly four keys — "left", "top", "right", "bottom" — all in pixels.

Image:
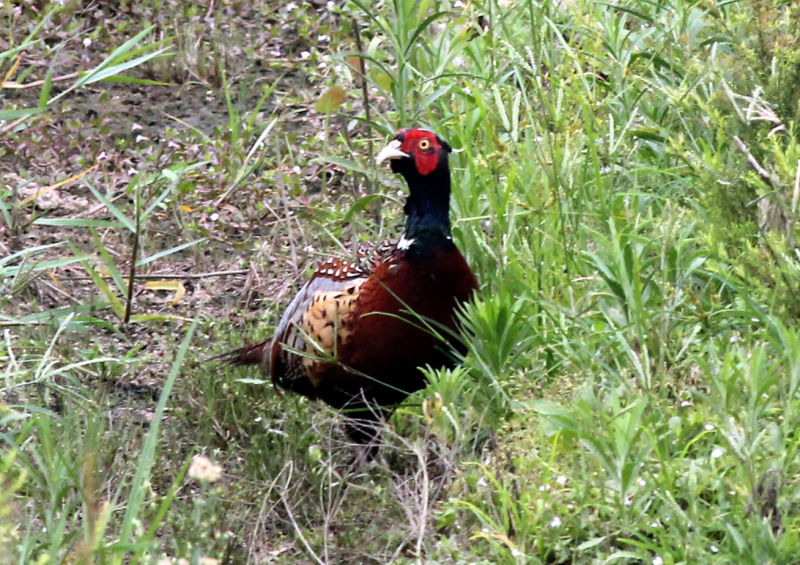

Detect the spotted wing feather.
[
  {"left": 356, "top": 239, "right": 395, "bottom": 269},
  {"left": 270, "top": 257, "right": 369, "bottom": 394}
]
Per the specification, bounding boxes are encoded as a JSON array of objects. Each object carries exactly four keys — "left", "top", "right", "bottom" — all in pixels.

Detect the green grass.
[{"left": 3, "top": 0, "right": 800, "bottom": 562}]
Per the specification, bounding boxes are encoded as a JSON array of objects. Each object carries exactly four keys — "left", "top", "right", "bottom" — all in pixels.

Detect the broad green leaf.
[{"left": 316, "top": 86, "right": 347, "bottom": 113}]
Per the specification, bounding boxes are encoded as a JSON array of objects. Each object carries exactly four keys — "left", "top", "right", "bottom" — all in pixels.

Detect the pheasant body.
[{"left": 222, "top": 129, "right": 478, "bottom": 441}]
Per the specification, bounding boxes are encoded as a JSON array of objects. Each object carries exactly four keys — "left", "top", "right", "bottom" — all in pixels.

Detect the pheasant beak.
[{"left": 376, "top": 139, "right": 409, "bottom": 164}]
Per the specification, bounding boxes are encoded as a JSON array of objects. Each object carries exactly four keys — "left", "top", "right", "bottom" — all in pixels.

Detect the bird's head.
[
  {"left": 375, "top": 128, "right": 454, "bottom": 246},
  {"left": 376, "top": 129, "right": 452, "bottom": 178}
]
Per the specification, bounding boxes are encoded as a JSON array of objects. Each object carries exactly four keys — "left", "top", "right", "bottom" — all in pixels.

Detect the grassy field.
[{"left": 3, "top": 0, "right": 800, "bottom": 563}]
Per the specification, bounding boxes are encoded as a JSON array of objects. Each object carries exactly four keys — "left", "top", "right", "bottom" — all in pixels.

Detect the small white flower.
[
  {"left": 285, "top": 2, "right": 298, "bottom": 10},
  {"left": 83, "top": 37, "right": 92, "bottom": 48},
  {"left": 556, "top": 475, "right": 568, "bottom": 485},
  {"left": 549, "top": 516, "right": 561, "bottom": 528},
  {"left": 477, "top": 477, "right": 488, "bottom": 488},
  {"left": 188, "top": 454, "right": 223, "bottom": 483},
  {"left": 710, "top": 545, "right": 719, "bottom": 553},
  {"left": 637, "top": 477, "right": 646, "bottom": 487},
  {"left": 209, "top": 212, "right": 219, "bottom": 222},
  {"left": 300, "top": 51, "right": 311, "bottom": 60},
  {"left": 510, "top": 548, "right": 522, "bottom": 557},
  {"left": 705, "top": 423, "right": 715, "bottom": 431},
  {"left": 711, "top": 447, "right": 724, "bottom": 459},
  {"left": 318, "top": 34, "right": 330, "bottom": 42},
  {"left": 653, "top": 557, "right": 663, "bottom": 565},
  {"left": 292, "top": 165, "right": 302, "bottom": 174}
]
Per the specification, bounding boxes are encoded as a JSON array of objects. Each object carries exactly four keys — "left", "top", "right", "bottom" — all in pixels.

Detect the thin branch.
[
  {"left": 60, "top": 269, "right": 248, "bottom": 281},
  {"left": 0, "top": 114, "right": 32, "bottom": 137},
  {"left": 3, "top": 70, "right": 81, "bottom": 89},
  {"left": 414, "top": 443, "right": 430, "bottom": 559},
  {"left": 353, "top": 17, "right": 381, "bottom": 224},
  {"left": 280, "top": 464, "right": 325, "bottom": 565},
  {"left": 792, "top": 158, "right": 800, "bottom": 215},
  {"left": 40, "top": 279, "right": 81, "bottom": 304},
  {"left": 353, "top": 19, "right": 372, "bottom": 170},
  {"left": 124, "top": 187, "right": 141, "bottom": 324},
  {"left": 733, "top": 135, "right": 780, "bottom": 189}
]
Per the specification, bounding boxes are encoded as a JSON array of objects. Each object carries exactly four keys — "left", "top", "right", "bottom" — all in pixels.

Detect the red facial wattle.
[
  {"left": 400, "top": 130, "right": 440, "bottom": 176},
  {"left": 414, "top": 150, "right": 439, "bottom": 176}
]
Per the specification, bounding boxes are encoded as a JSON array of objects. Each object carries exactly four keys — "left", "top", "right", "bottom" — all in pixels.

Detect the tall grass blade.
[{"left": 115, "top": 318, "right": 197, "bottom": 560}]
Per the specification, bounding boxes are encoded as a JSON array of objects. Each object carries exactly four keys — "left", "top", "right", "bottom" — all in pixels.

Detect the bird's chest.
[
  {"left": 342, "top": 249, "right": 474, "bottom": 361},
  {"left": 380, "top": 253, "right": 468, "bottom": 313}
]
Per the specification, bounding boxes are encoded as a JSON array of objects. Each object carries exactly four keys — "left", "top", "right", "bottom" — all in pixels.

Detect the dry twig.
[{"left": 733, "top": 135, "right": 781, "bottom": 189}]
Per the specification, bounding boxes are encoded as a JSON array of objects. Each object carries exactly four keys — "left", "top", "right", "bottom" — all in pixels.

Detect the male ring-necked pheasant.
[{"left": 221, "top": 129, "right": 478, "bottom": 442}]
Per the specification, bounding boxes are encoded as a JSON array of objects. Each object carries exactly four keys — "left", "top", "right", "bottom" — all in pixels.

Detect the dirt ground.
[{"left": 2, "top": 0, "right": 387, "bottom": 413}]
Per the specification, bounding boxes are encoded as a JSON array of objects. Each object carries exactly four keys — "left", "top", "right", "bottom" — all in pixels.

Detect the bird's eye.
[{"left": 418, "top": 138, "right": 431, "bottom": 150}]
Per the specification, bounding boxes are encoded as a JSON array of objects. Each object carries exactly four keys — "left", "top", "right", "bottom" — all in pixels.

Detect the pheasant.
[{"left": 220, "top": 129, "right": 478, "bottom": 443}]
